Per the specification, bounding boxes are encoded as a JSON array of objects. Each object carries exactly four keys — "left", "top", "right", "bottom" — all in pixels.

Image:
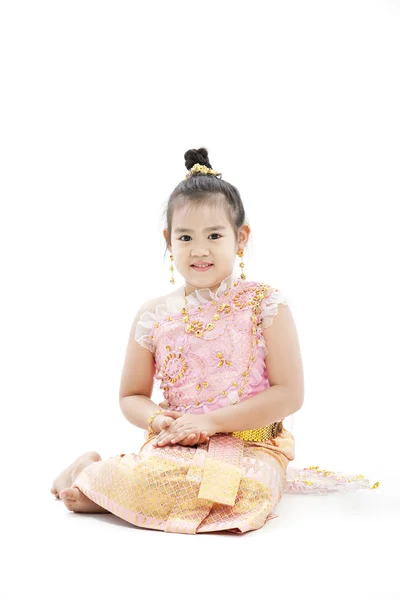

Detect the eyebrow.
[{"left": 174, "top": 226, "right": 228, "bottom": 233}]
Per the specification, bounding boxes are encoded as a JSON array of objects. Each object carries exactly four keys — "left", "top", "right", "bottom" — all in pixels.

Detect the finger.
[
  {"left": 170, "top": 430, "right": 200, "bottom": 444},
  {"left": 178, "top": 433, "right": 197, "bottom": 446},
  {"left": 153, "top": 427, "right": 168, "bottom": 443},
  {"left": 155, "top": 426, "right": 201, "bottom": 446},
  {"left": 156, "top": 426, "right": 171, "bottom": 440},
  {"left": 152, "top": 438, "right": 173, "bottom": 447},
  {"left": 152, "top": 435, "right": 169, "bottom": 446},
  {"left": 165, "top": 422, "right": 186, "bottom": 436},
  {"left": 158, "top": 430, "right": 190, "bottom": 446},
  {"left": 161, "top": 410, "right": 183, "bottom": 419},
  {"left": 158, "top": 424, "right": 180, "bottom": 440},
  {"left": 157, "top": 421, "right": 180, "bottom": 438},
  {"left": 153, "top": 429, "right": 175, "bottom": 444},
  {"left": 161, "top": 417, "right": 174, "bottom": 429},
  {"left": 153, "top": 432, "right": 167, "bottom": 444},
  {"left": 187, "top": 432, "right": 203, "bottom": 446}
]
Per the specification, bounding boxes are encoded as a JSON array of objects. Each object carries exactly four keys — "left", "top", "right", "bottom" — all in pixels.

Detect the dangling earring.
[
  {"left": 169, "top": 254, "right": 175, "bottom": 284},
  {"left": 237, "top": 249, "right": 246, "bottom": 280}
]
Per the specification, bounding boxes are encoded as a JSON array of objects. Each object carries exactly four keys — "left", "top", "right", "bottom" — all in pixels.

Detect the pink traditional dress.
[{"left": 72, "top": 271, "right": 379, "bottom": 534}]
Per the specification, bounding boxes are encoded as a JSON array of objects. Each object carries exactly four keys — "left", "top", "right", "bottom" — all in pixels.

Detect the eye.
[{"left": 178, "top": 233, "right": 222, "bottom": 241}]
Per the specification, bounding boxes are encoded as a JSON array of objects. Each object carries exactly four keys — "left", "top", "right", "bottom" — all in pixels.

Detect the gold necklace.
[
  {"left": 182, "top": 281, "right": 238, "bottom": 337},
  {"left": 180, "top": 280, "right": 273, "bottom": 401},
  {"left": 160, "top": 280, "right": 274, "bottom": 408}
]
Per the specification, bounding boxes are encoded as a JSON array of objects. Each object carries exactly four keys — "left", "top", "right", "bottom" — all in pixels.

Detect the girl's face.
[{"left": 164, "top": 202, "right": 250, "bottom": 295}]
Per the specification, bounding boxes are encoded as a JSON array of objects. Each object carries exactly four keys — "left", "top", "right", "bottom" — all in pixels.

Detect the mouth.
[{"left": 191, "top": 263, "right": 213, "bottom": 271}]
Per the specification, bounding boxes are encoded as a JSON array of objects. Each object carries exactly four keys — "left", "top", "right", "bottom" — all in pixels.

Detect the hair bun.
[{"left": 184, "top": 147, "right": 213, "bottom": 171}]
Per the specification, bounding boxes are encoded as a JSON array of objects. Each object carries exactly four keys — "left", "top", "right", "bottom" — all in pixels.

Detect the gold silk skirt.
[{"left": 71, "top": 422, "right": 295, "bottom": 535}]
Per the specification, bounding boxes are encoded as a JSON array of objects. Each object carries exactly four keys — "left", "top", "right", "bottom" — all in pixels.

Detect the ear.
[
  {"left": 163, "top": 229, "right": 171, "bottom": 254},
  {"left": 238, "top": 225, "right": 251, "bottom": 250}
]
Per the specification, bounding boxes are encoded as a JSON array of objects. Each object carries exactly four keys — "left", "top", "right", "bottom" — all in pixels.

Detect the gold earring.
[
  {"left": 237, "top": 249, "right": 246, "bottom": 280},
  {"left": 169, "top": 254, "right": 175, "bottom": 284}
]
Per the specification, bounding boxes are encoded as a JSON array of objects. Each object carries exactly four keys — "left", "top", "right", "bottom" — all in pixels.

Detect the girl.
[{"left": 51, "top": 147, "right": 379, "bottom": 534}]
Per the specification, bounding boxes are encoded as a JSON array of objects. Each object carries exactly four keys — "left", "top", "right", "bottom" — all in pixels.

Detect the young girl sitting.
[{"left": 51, "top": 147, "right": 378, "bottom": 534}]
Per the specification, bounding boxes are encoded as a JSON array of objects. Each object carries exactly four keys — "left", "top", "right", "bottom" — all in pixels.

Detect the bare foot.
[
  {"left": 51, "top": 451, "right": 101, "bottom": 498},
  {"left": 60, "top": 487, "right": 109, "bottom": 513}
]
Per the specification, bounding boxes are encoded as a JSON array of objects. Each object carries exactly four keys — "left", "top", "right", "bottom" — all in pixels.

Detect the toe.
[
  {"left": 60, "top": 487, "right": 79, "bottom": 501},
  {"left": 87, "top": 451, "right": 101, "bottom": 462}
]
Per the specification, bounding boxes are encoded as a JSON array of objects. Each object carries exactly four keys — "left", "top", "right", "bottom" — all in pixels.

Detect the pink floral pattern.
[{"left": 135, "top": 274, "right": 285, "bottom": 414}]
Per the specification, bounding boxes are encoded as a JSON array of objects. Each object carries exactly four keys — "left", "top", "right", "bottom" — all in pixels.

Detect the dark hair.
[{"left": 162, "top": 147, "right": 249, "bottom": 258}]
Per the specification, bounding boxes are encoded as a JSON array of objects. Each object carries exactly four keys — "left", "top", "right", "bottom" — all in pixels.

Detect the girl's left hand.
[{"left": 152, "top": 411, "right": 218, "bottom": 447}]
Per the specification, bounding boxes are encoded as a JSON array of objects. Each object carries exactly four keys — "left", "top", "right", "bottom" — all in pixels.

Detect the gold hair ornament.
[{"left": 184, "top": 163, "right": 222, "bottom": 180}]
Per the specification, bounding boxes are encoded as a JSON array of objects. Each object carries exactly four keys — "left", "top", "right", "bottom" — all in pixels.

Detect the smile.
[{"left": 191, "top": 264, "right": 213, "bottom": 271}]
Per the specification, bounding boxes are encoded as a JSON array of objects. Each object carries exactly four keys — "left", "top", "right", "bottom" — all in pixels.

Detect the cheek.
[
  {"left": 221, "top": 247, "right": 235, "bottom": 259},
  {"left": 176, "top": 252, "right": 203, "bottom": 268},
  {"left": 174, "top": 253, "right": 185, "bottom": 268}
]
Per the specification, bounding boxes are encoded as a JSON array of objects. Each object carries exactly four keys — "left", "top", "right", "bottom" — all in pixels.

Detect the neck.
[{"left": 184, "top": 272, "right": 235, "bottom": 296}]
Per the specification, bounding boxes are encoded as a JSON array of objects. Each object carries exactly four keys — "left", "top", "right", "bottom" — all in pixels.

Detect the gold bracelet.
[{"left": 148, "top": 409, "right": 163, "bottom": 436}]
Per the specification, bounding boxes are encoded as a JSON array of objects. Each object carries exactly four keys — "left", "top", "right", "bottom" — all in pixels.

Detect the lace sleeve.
[
  {"left": 135, "top": 317, "right": 154, "bottom": 352},
  {"left": 133, "top": 299, "right": 159, "bottom": 352},
  {"left": 133, "top": 292, "right": 182, "bottom": 352},
  {"left": 258, "top": 285, "right": 289, "bottom": 328}
]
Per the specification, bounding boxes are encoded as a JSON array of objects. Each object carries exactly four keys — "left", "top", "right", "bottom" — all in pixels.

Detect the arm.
[
  {"left": 119, "top": 302, "right": 162, "bottom": 432},
  {"left": 211, "top": 303, "right": 304, "bottom": 433},
  {"left": 120, "top": 394, "right": 163, "bottom": 432},
  {"left": 211, "top": 385, "right": 299, "bottom": 434}
]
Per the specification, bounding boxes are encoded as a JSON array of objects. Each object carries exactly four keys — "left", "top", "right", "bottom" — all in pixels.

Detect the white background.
[{"left": 1, "top": 1, "right": 399, "bottom": 599}]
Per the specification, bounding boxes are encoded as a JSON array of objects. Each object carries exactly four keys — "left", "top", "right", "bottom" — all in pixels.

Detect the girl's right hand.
[
  {"left": 156, "top": 403, "right": 210, "bottom": 446},
  {"left": 153, "top": 415, "right": 209, "bottom": 446}
]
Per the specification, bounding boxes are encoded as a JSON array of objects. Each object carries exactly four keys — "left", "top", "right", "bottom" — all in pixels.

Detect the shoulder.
[
  {"left": 245, "top": 280, "right": 289, "bottom": 328},
  {"left": 240, "top": 279, "right": 288, "bottom": 302},
  {"left": 132, "top": 287, "right": 183, "bottom": 350},
  {"left": 134, "top": 287, "right": 182, "bottom": 323}
]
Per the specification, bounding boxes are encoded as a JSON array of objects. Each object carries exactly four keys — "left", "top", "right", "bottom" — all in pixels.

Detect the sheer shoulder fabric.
[
  {"left": 134, "top": 292, "right": 182, "bottom": 352},
  {"left": 259, "top": 286, "right": 289, "bottom": 329}
]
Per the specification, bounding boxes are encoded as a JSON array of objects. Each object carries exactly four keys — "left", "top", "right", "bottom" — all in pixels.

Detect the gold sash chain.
[{"left": 232, "top": 421, "right": 283, "bottom": 442}]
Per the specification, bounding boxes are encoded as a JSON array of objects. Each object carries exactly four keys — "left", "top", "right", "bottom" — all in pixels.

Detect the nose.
[{"left": 191, "top": 250, "right": 210, "bottom": 257}]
